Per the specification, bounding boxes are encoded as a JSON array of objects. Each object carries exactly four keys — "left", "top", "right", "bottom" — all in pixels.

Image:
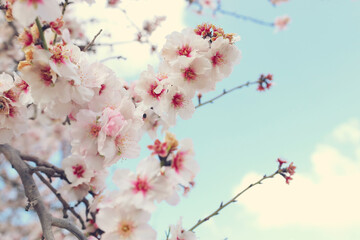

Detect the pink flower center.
[
  {"left": 148, "top": 82, "right": 164, "bottom": 99},
  {"left": 177, "top": 45, "right": 192, "bottom": 57},
  {"left": 211, "top": 51, "right": 224, "bottom": 67},
  {"left": 40, "top": 67, "right": 54, "bottom": 86},
  {"left": 16, "top": 80, "right": 29, "bottom": 93},
  {"left": 182, "top": 67, "right": 197, "bottom": 82},
  {"left": 171, "top": 93, "right": 184, "bottom": 109},
  {"left": 89, "top": 124, "right": 101, "bottom": 137},
  {"left": 133, "top": 176, "right": 151, "bottom": 195},
  {"left": 172, "top": 152, "right": 185, "bottom": 173},
  {"left": 156, "top": 73, "right": 168, "bottom": 81},
  {"left": 50, "top": 45, "right": 66, "bottom": 64},
  {"left": 72, "top": 164, "right": 85, "bottom": 178},
  {"left": 4, "top": 89, "right": 18, "bottom": 102},
  {"left": 99, "top": 84, "right": 106, "bottom": 95},
  {"left": 19, "top": 31, "right": 33, "bottom": 47}
]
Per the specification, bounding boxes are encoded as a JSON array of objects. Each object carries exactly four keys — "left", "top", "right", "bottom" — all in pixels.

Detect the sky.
[{"left": 4, "top": 0, "right": 359, "bottom": 239}]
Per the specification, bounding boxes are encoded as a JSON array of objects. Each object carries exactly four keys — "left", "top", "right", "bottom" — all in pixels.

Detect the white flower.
[
  {"left": 62, "top": 154, "right": 95, "bottom": 187},
  {"left": 135, "top": 65, "right": 166, "bottom": 109},
  {"left": 169, "top": 218, "right": 196, "bottom": 240},
  {"left": 207, "top": 37, "right": 241, "bottom": 81},
  {"left": 60, "top": 182, "right": 90, "bottom": 202},
  {"left": 97, "top": 205, "right": 156, "bottom": 240},
  {"left": 171, "top": 56, "right": 213, "bottom": 95},
  {"left": 162, "top": 28, "right": 209, "bottom": 66},
  {"left": 169, "top": 139, "right": 199, "bottom": 186},
  {"left": 97, "top": 106, "right": 142, "bottom": 165},
  {"left": 0, "top": 73, "right": 28, "bottom": 144},
  {"left": 71, "top": 109, "right": 102, "bottom": 156},
  {"left": 159, "top": 85, "right": 195, "bottom": 126},
  {"left": 12, "top": 0, "right": 61, "bottom": 27},
  {"left": 113, "top": 156, "right": 175, "bottom": 211}
]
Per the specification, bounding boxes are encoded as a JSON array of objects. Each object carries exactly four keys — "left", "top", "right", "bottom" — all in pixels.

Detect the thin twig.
[
  {"left": 83, "top": 29, "right": 103, "bottom": 52},
  {"left": 217, "top": 9, "right": 274, "bottom": 27},
  {"left": 119, "top": 8, "right": 141, "bottom": 32},
  {"left": 195, "top": 80, "right": 258, "bottom": 109},
  {"left": 35, "top": 172, "right": 87, "bottom": 230},
  {"left": 188, "top": 169, "right": 281, "bottom": 232},
  {"left": 100, "top": 55, "right": 127, "bottom": 63},
  {"left": 21, "top": 154, "right": 70, "bottom": 184}
]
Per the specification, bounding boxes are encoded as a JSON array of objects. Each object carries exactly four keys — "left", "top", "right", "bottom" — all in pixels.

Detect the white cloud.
[
  {"left": 234, "top": 119, "right": 360, "bottom": 229},
  {"left": 333, "top": 118, "right": 360, "bottom": 144}
]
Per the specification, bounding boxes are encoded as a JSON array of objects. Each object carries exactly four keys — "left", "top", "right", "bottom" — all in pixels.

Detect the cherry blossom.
[
  {"left": 112, "top": 156, "right": 176, "bottom": 211},
  {"left": 97, "top": 205, "right": 156, "bottom": 240},
  {"left": 169, "top": 218, "right": 196, "bottom": 240},
  {"left": 274, "top": 15, "right": 291, "bottom": 31}
]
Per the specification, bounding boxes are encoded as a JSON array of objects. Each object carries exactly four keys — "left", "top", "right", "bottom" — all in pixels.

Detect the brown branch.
[
  {"left": 35, "top": 172, "right": 87, "bottom": 230},
  {"left": 195, "top": 80, "right": 259, "bottom": 109},
  {"left": 188, "top": 169, "right": 281, "bottom": 232},
  {"left": 52, "top": 217, "right": 87, "bottom": 240},
  {"left": 119, "top": 8, "right": 141, "bottom": 32},
  {"left": 83, "top": 29, "right": 103, "bottom": 52},
  {"left": 100, "top": 55, "right": 127, "bottom": 63},
  {"left": 0, "top": 144, "right": 55, "bottom": 240},
  {"left": 21, "top": 154, "right": 70, "bottom": 184}
]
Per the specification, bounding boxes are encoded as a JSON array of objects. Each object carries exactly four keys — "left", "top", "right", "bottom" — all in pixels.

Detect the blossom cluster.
[
  {"left": 277, "top": 158, "right": 296, "bottom": 184},
  {"left": 0, "top": 1, "right": 244, "bottom": 238},
  {"left": 133, "top": 23, "right": 241, "bottom": 135}
]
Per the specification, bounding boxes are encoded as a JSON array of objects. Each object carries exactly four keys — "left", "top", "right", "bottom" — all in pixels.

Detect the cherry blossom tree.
[{"left": 0, "top": 0, "right": 295, "bottom": 239}]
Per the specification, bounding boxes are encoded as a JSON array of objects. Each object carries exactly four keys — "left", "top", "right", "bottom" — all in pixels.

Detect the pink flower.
[
  {"left": 148, "top": 139, "right": 168, "bottom": 157},
  {"left": 287, "top": 162, "right": 296, "bottom": 175},
  {"left": 97, "top": 205, "right": 156, "bottom": 240},
  {"left": 285, "top": 176, "right": 293, "bottom": 184},
  {"left": 277, "top": 158, "right": 287, "bottom": 168},
  {"left": 274, "top": 16, "right": 291, "bottom": 31},
  {"left": 169, "top": 218, "right": 196, "bottom": 240},
  {"left": 257, "top": 73, "right": 273, "bottom": 91}
]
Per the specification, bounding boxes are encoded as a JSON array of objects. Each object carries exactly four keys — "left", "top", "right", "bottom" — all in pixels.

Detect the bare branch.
[
  {"left": 35, "top": 172, "right": 87, "bottom": 229},
  {"left": 100, "top": 55, "right": 127, "bottom": 63},
  {"left": 188, "top": 169, "right": 281, "bottom": 232},
  {"left": 195, "top": 80, "right": 259, "bottom": 109},
  {"left": 0, "top": 144, "right": 55, "bottom": 240},
  {"left": 52, "top": 217, "right": 87, "bottom": 240},
  {"left": 21, "top": 154, "right": 70, "bottom": 183},
  {"left": 83, "top": 29, "right": 103, "bottom": 52}
]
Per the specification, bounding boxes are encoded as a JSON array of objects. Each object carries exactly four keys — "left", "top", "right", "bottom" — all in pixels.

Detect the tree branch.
[
  {"left": 83, "top": 29, "right": 103, "bottom": 52},
  {"left": 188, "top": 169, "right": 281, "bottom": 232},
  {"left": 21, "top": 154, "right": 70, "bottom": 184},
  {"left": 52, "top": 217, "right": 87, "bottom": 240},
  {"left": 35, "top": 172, "right": 87, "bottom": 229},
  {"left": 0, "top": 145, "right": 88, "bottom": 240},
  {"left": 0, "top": 144, "right": 54, "bottom": 240},
  {"left": 195, "top": 80, "right": 259, "bottom": 109}
]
